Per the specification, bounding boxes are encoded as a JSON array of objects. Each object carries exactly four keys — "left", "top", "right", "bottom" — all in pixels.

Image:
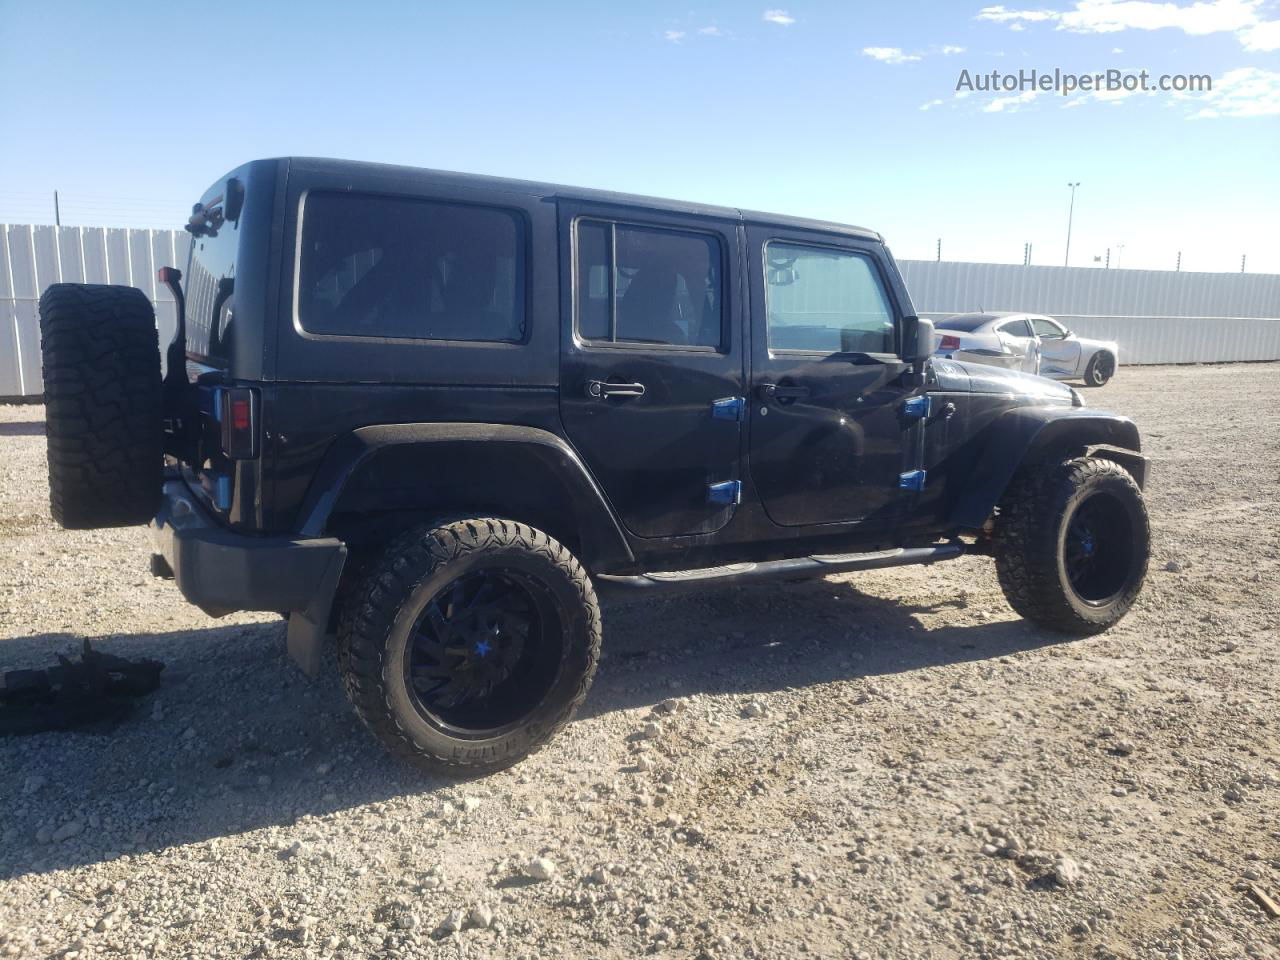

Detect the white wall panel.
[
  {"left": 3, "top": 230, "right": 1279, "bottom": 397},
  {"left": 900, "top": 259, "right": 1280, "bottom": 365}
]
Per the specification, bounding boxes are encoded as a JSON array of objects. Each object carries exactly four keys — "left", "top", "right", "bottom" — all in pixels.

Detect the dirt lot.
[{"left": 1, "top": 363, "right": 1278, "bottom": 960}]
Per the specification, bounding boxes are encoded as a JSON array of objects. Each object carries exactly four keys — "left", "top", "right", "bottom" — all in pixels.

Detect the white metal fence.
[
  {"left": 3, "top": 222, "right": 1279, "bottom": 398},
  {"left": 898, "top": 259, "right": 1280, "bottom": 365},
  {"left": 1, "top": 224, "right": 191, "bottom": 398}
]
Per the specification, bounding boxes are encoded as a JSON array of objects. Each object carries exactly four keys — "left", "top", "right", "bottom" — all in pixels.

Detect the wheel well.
[
  {"left": 951, "top": 414, "right": 1144, "bottom": 532},
  {"left": 1023, "top": 418, "right": 1139, "bottom": 472},
  {"left": 330, "top": 506, "right": 584, "bottom": 564},
  {"left": 326, "top": 506, "right": 588, "bottom": 634}
]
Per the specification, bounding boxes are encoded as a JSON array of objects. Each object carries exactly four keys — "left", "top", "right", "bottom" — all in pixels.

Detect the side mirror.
[
  {"left": 910, "top": 317, "right": 935, "bottom": 364},
  {"left": 902, "top": 317, "right": 934, "bottom": 386}
]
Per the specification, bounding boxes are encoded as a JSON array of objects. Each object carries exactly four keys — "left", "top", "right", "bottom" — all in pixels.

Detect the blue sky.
[{"left": 1, "top": 0, "right": 1276, "bottom": 272}]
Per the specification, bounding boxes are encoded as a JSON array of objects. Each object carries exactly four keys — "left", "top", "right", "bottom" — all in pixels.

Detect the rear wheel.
[
  {"left": 337, "top": 517, "right": 601, "bottom": 776},
  {"left": 994, "top": 456, "right": 1148, "bottom": 635},
  {"left": 38, "top": 284, "right": 163, "bottom": 529},
  {"left": 1083, "top": 352, "right": 1115, "bottom": 387}
]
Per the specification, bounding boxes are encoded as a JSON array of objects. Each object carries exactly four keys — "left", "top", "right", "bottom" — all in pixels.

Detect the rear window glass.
[
  {"left": 185, "top": 200, "right": 240, "bottom": 365},
  {"left": 298, "top": 192, "right": 525, "bottom": 343},
  {"left": 935, "top": 315, "right": 993, "bottom": 332}
]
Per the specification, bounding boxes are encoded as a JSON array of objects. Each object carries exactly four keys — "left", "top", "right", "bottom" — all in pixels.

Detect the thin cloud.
[
  {"left": 941, "top": 44, "right": 967, "bottom": 53},
  {"left": 1059, "top": 0, "right": 1259, "bottom": 35},
  {"left": 976, "top": 5, "right": 1060, "bottom": 22},
  {"left": 983, "top": 88, "right": 1041, "bottom": 111},
  {"left": 697, "top": 25, "right": 724, "bottom": 36},
  {"left": 663, "top": 30, "right": 686, "bottom": 43},
  {"left": 763, "top": 9, "right": 796, "bottom": 25},
  {"left": 1187, "top": 66, "right": 1280, "bottom": 117},
  {"left": 1241, "top": 18, "right": 1280, "bottom": 50},
  {"left": 975, "top": 0, "right": 1277, "bottom": 52},
  {"left": 863, "top": 46, "right": 923, "bottom": 63},
  {"left": 920, "top": 98, "right": 948, "bottom": 110}
]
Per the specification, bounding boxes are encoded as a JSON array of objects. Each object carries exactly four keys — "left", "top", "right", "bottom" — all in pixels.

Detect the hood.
[{"left": 931, "top": 358, "right": 1076, "bottom": 404}]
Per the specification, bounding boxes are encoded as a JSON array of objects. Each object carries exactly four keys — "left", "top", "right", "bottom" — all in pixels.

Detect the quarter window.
[
  {"left": 764, "top": 242, "right": 895, "bottom": 354},
  {"left": 298, "top": 192, "right": 525, "bottom": 342},
  {"left": 575, "top": 220, "right": 723, "bottom": 349}
]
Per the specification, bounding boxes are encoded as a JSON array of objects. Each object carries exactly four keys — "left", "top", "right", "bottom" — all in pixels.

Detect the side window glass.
[
  {"left": 298, "top": 192, "right": 526, "bottom": 343},
  {"left": 764, "top": 242, "right": 896, "bottom": 354},
  {"left": 574, "top": 219, "right": 723, "bottom": 348}
]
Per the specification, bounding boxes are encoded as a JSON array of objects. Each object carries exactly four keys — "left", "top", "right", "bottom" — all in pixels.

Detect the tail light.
[
  {"left": 219, "top": 387, "right": 258, "bottom": 459},
  {"left": 938, "top": 335, "right": 962, "bottom": 351}
]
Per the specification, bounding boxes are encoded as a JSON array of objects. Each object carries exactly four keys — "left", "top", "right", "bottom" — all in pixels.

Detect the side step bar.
[{"left": 596, "top": 543, "right": 964, "bottom": 596}]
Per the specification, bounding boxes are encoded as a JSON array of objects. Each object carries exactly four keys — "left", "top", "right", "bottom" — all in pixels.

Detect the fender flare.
[
  {"left": 296, "top": 422, "right": 635, "bottom": 571},
  {"left": 948, "top": 406, "right": 1145, "bottom": 531}
]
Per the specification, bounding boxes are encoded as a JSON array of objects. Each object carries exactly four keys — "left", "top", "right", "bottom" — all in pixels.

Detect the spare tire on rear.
[{"left": 38, "top": 284, "right": 163, "bottom": 529}]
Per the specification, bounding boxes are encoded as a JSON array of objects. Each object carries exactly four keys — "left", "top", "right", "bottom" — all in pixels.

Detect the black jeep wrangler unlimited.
[{"left": 37, "top": 158, "right": 1150, "bottom": 775}]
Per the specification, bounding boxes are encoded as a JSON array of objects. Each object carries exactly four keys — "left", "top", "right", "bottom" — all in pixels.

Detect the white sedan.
[{"left": 932, "top": 312, "right": 1119, "bottom": 387}]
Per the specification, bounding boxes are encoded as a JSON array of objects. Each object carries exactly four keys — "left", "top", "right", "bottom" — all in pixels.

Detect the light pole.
[{"left": 1064, "top": 182, "right": 1080, "bottom": 267}]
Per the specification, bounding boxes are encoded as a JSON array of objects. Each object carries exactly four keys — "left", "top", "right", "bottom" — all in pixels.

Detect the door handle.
[
  {"left": 586, "top": 379, "right": 646, "bottom": 399},
  {"left": 758, "top": 383, "right": 810, "bottom": 402}
]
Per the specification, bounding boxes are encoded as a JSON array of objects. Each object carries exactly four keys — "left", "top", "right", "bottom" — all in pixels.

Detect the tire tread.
[
  {"left": 994, "top": 456, "right": 1148, "bottom": 636},
  {"left": 337, "top": 517, "right": 601, "bottom": 776},
  {"left": 37, "top": 283, "right": 162, "bottom": 529}
]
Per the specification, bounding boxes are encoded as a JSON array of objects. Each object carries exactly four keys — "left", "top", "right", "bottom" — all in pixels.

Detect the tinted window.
[
  {"left": 935, "top": 314, "right": 995, "bottom": 332},
  {"left": 185, "top": 183, "right": 242, "bottom": 366},
  {"left": 1031, "top": 317, "right": 1066, "bottom": 338},
  {"left": 298, "top": 192, "right": 525, "bottom": 342},
  {"left": 764, "top": 242, "right": 895, "bottom": 353},
  {"left": 575, "top": 219, "right": 722, "bottom": 348},
  {"left": 998, "top": 318, "right": 1034, "bottom": 337}
]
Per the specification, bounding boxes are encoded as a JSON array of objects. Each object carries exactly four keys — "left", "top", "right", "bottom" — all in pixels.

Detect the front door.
[
  {"left": 559, "top": 204, "right": 744, "bottom": 538},
  {"left": 1031, "top": 316, "right": 1082, "bottom": 377},
  {"left": 746, "top": 227, "right": 919, "bottom": 529}
]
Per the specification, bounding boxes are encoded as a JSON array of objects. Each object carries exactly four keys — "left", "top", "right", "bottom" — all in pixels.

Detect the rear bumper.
[{"left": 150, "top": 479, "right": 347, "bottom": 619}]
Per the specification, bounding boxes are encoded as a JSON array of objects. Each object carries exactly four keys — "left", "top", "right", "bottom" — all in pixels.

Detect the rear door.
[
  {"left": 746, "top": 226, "right": 920, "bottom": 529},
  {"left": 994, "top": 317, "right": 1040, "bottom": 373},
  {"left": 558, "top": 204, "right": 744, "bottom": 538}
]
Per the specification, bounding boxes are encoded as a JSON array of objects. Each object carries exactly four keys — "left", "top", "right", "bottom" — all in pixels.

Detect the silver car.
[{"left": 932, "top": 312, "right": 1119, "bottom": 387}]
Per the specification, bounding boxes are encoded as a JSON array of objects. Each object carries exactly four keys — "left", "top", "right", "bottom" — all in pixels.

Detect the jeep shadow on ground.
[
  {"left": 0, "top": 576, "right": 1071, "bottom": 882},
  {"left": 0, "top": 420, "right": 45, "bottom": 438}
]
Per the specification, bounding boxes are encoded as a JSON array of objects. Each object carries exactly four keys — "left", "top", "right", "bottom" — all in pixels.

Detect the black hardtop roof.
[{"left": 276, "top": 157, "right": 883, "bottom": 243}]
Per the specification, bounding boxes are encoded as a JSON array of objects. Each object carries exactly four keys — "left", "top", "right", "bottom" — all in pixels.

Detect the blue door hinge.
[
  {"left": 898, "top": 469, "right": 927, "bottom": 492},
  {"left": 711, "top": 396, "right": 745, "bottom": 421},
  {"left": 213, "top": 473, "right": 234, "bottom": 509},
  {"left": 902, "top": 395, "right": 932, "bottom": 420},
  {"left": 707, "top": 480, "right": 742, "bottom": 505}
]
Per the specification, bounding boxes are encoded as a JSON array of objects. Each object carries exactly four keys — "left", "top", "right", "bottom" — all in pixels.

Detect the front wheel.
[
  {"left": 994, "top": 457, "right": 1149, "bottom": 635},
  {"left": 1083, "top": 352, "right": 1115, "bottom": 387},
  {"left": 338, "top": 518, "right": 601, "bottom": 776}
]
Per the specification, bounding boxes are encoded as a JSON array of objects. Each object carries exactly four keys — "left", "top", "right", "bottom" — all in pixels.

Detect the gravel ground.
[{"left": 2, "top": 362, "right": 1278, "bottom": 960}]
